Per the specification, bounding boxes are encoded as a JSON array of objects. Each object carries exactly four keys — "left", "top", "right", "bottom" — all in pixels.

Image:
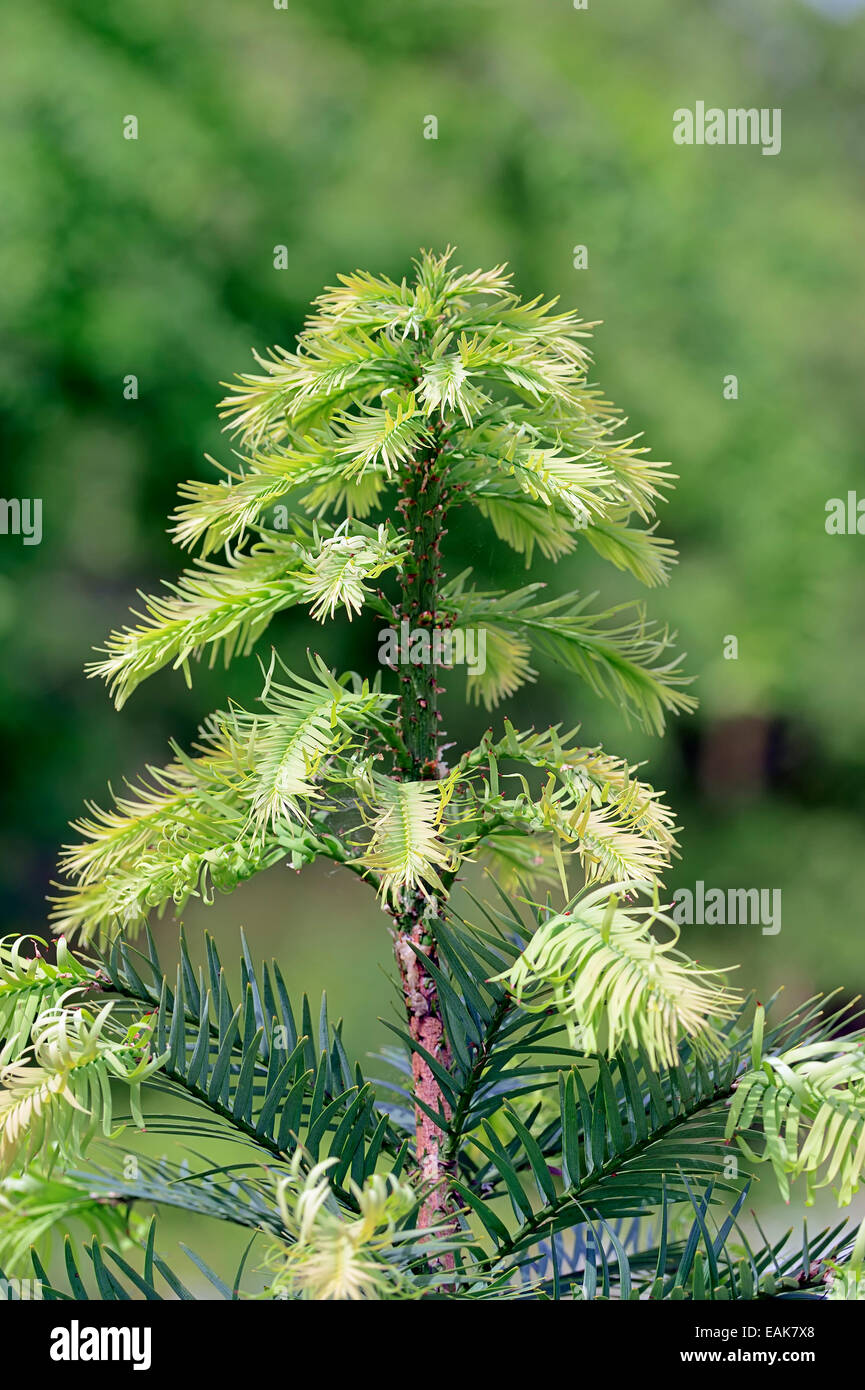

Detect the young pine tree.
[{"left": 2, "top": 250, "right": 864, "bottom": 1300}]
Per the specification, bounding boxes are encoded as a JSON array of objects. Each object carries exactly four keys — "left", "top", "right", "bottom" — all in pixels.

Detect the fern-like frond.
[
  {"left": 55, "top": 650, "right": 397, "bottom": 938},
  {"left": 0, "top": 936, "right": 91, "bottom": 1066},
  {"left": 70, "top": 1153, "right": 287, "bottom": 1239},
  {"left": 456, "top": 720, "right": 678, "bottom": 880},
  {"left": 527, "top": 400, "right": 674, "bottom": 521},
  {"left": 170, "top": 454, "right": 311, "bottom": 554},
  {"left": 333, "top": 391, "right": 430, "bottom": 478},
  {"left": 582, "top": 516, "right": 676, "bottom": 588},
  {"left": 87, "top": 538, "right": 308, "bottom": 708},
  {"left": 358, "top": 777, "right": 452, "bottom": 903},
  {"left": 513, "top": 595, "right": 696, "bottom": 735},
  {"left": 446, "top": 576, "right": 695, "bottom": 734},
  {"left": 263, "top": 1154, "right": 458, "bottom": 1300},
  {"left": 475, "top": 495, "right": 578, "bottom": 566},
  {"left": 442, "top": 721, "right": 678, "bottom": 891},
  {"left": 227, "top": 653, "right": 392, "bottom": 831},
  {"left": 302, "top": 470, "right": 387, "bottom": 519},
  {"left": 426, "top": 250, "right": 514, "bottom": 304},
  {"left": 728, "top": 1004, "right": 865, "bottom": 1206},
  {"left": 51, "top": 718, "right": 255, "bottom": 939},
  {"left": 495, "top": 881, "right": 739, "bottom": 1068},
  {"left": 170, "top": 426, "right": 368, "bottom": 554},
  {"left": 503, "top": 441, "right": 615, "bottom": 523},
  {"left": 505, "top": 1189, "right": 852, "bottom": 1300},
  {"left": 576, "top": 804, "right": 673, "bottom": 885},
  {"left": 464, "top": 623, "right": 537, "bottom": 710},
  {"left": 308, "top": 267, "right": 425, "bottom": 338},
  {"left": 417, "top": 350, "right": 490, "bottom": 425},
  {"left": 219, "top": 333, "right": 414, "bottom": 446},
  {"left": 296, "top": 521, "right": 407, "bottom": 622},
  {"left": 0, "top": 1002, "right": 162, "bottom": 1176},
  {"left": 93, "top": 926, "right": 406, "bottom": 1186}
]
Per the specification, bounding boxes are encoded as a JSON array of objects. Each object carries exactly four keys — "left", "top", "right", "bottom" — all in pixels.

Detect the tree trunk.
[{"left": 392, "top": 421, "right": 458, "bottom": 1253}]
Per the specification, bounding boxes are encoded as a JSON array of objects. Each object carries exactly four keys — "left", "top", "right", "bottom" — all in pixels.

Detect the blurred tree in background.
[{"left": 1, "top": 0, "right": 863, "bottom": 1055}]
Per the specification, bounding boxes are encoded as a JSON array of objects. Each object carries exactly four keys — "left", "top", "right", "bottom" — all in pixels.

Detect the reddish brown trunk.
[
  {"left": 392, "top": 403, "right": 458, "bottom": 1263},
  {"left": 393, "top": 911, "right": 457, "bottom": 1258}
]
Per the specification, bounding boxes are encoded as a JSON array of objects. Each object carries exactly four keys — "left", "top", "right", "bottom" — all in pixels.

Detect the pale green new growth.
[
  {"left": 264, "top": 1155, "right": 457, "bottom": 1301},
  {"left": 0, "top": 995, "right": 162, "bottom": 1176},
  {"left": 1, "top": 251, "right": 858, "bottom": 1301},
  {"left": 358, "top": 776, "right": 453, "bottom": 903},
  {"left": 496, "top": 881, "right": 740, "bottom": 1069},
  {"left": 0, "top": 934, "right": 91, "bottom": 1066},
  {"left": 58, "top": 251, "right": 698, "bottom": 939},
  {"left": 728, "top": 1004, "right": 865, "bottom": 1206}
]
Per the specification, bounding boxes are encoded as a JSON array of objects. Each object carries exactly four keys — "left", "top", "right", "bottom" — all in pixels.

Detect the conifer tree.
[{"left": 2, "top": 252, "right": 864, "bottom": 1300}]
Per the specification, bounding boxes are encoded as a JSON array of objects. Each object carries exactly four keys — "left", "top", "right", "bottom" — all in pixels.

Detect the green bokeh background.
[{"left": 1, "top": 0, "right": 863, "bottom": 1281}]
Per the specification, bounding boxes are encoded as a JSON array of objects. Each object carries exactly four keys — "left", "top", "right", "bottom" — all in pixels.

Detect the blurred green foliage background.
[{"left": 0, "top": 0, "right": 863, "bottom": 1273}]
